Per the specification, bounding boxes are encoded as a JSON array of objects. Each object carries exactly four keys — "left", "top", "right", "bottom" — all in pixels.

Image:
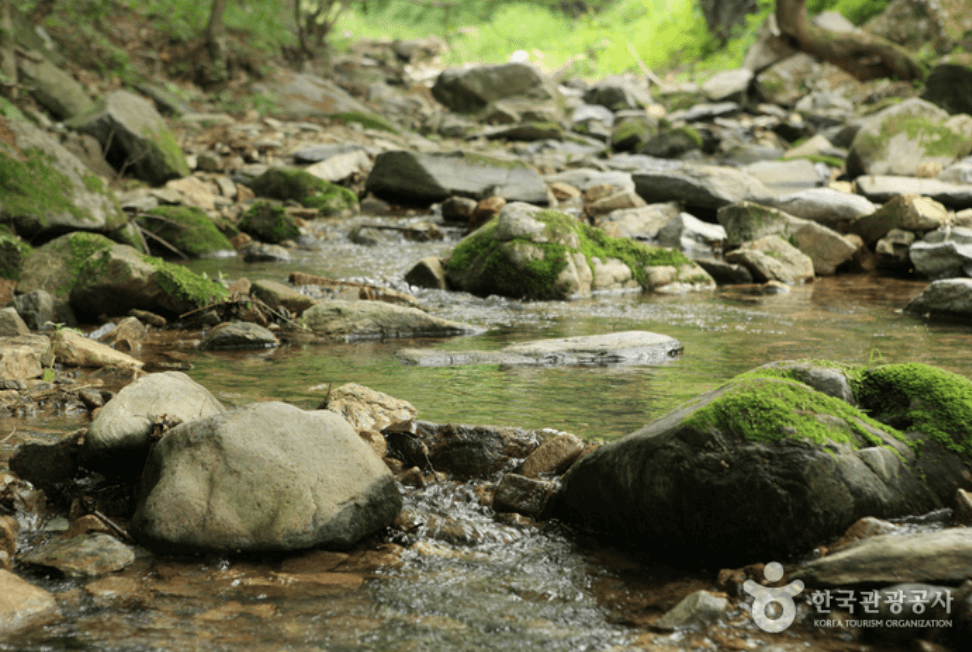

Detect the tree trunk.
[
  {"left": 206, "top": 0, "right": 228, "bottom": 65},
  {"left": 775, "top": 0, "right": 925, "bottom": 82},
  {"left": 0, "top": 0, "right": 16, "bottom": 100}
]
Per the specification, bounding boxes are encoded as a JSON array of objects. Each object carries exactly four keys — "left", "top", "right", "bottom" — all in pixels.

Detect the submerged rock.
[
  {"left": 905, "top": 278, "right": 972, "bottom": 317},
  {"left": 198, "top": 321, "right": 279, "bottom": 350},
  {"left": 132, "top": 402, "right": 401, "bottom": 554},
  {"left": 302, "top": 300, "right": 477, "bottom": 340},
  {"left": 20, "top": 533, "right": 135, "bottom": 579},
  {"left": 554, "top": 362, "right": 972, "bottom": 565},
  {"left": 0, "top": 570, "right": 60, "bottom": 636}
]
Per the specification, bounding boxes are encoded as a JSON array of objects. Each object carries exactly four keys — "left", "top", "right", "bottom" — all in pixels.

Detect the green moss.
[
  {"left": 683, "top": 376, "right": 900, "bottom": 450},
  {"left": 577, "top": 219, "right": 691, "bottom": 286},
  {"left": 142, "top": 206, "right": 234, "bottom": 257},
  {"left": 238, "top": 201, "right": 300, "bottom": 244},
  {"left": 0, "top": 147, "right": 96, "bottom": 227},
  {"left": 610, "top": 119, "right": 654, "bottom": 151},
  {"left": 853, "top": 363, "right": 972, "bottom": 461},
  {"left": 856, "top": 112, "right": 971, "bottom": 161},
  {"left": 329, "top": 112, "right": 399, "bottom": 134},
  {"left": 140, "top": 254, "right": 228, "bottom": 309},
  {"left": 58, "top": 232, "right": 116, "bottom": 296},
  {"left": 0, "top": 229, "right": 31, "bottom": 280},
  {"left": 83, "top": 172, "right": 106, "bottom": 194},
  {"left": 675, "top": 126, "right": 703, "bottom": 148},
  {"left": 792, "top": 154, "right": 846, "bottom": 168},
  {"left": 249, "top": 168, "right": 359, "bottom": 216},
  {"left": 142, "top": 125, "right": 191, "bottom": 179},
  {"left": 0, "top": 96, "right": 26, "bottom": 121},
  {"left": 300, "top": 184, "right": 359, "bottom": 216}
]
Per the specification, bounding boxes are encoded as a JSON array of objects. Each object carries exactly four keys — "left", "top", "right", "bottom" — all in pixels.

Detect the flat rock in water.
[
  {"left": 397, "top": 331, "right": 682, "bottom": 367},
  {"left": 793, "top": 528, "right": 972, "bottom": 586},
  {"left": 198, "top": 321, "right": 279, "bottom": 350},
  {"left": 365, "top": 150, "right": 549, "bottom": 205},
  {"left": 132, "top": 402, "right": 401, "bottom": 554},
  {"left": 905, "top": 279, "right": 972, "bottom": 317},
  {"left": 20, "top": 533, "right": 135, "bottom": 578},
  {"left": 302, "top": 300, "right": 479, "bottom": 341},
  {"left": 53, "top": 329, "right": 144, "bottom": 369},
  {"left": 0, "top": 569, "right": 60, "bottom": 636}
]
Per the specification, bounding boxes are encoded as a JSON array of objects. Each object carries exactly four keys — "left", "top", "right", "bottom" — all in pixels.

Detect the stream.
[{"left": 1, "top": 212, "right": 966, "bottom": 651}]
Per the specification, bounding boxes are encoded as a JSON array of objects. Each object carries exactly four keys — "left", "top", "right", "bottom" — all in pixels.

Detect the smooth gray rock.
[
  {"left": 794, "top": 529, "right": 972, "bottom": 586},
  {"left": 132, "top": 402, "right": 401, "bottom": 553},
  {"left": 82, "top": 371, "right": 225, "bottom": 476},
  {"left": 743, "top": 158, "right": 822, "bottom": 196},
  {"left": 856, "top": 175, "right": 972, "bottom": 208},
  {"left": 905, "top": 278, "right": 972, "bottom": 316},
  {"left": 302, "top": 300, "right": 478, "bottom": 340},
  {"left": 632, "top": 163, "right": 774, "bottom": 213},
  {"left": 701, "top": 68, "right": 753, "bottom": 103},
  {"left": 365, "top": 150, "right": 549, "bottom": 205},
  {"left": 652, "top": 591, "right": 729, "bottom": 631},
  {"left": 767, "top": 188, "right": 877, "bottom": 232},
  {"left": 909, "top": 241, "right": 972, "bottom": 280},
  {"left": 939, "top": 157, "right": 972, "bottom": 185},
  {"left": 68, "top": 90, "right": 190, "bottom": 185},
  {"left": 595, "top": 203, "right": 680, "bottom": 240},
  {"left": 431, "top": 62, "right": 561, "bottom": 120},
  {"left": 725, "top": 235, "right": 815, "bottom": 283},
  {"left": 657, "top": 212, "right": 726, "bottom": 258},
  {"left": 198, "top": 321, "right": 279, "bottom": 350},
  {"left": 20, "top": 533, "right": 135, "bottom": 579}
]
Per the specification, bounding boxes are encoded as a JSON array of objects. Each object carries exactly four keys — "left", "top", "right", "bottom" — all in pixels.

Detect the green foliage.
[{"left": 806, "top": 0, "right": 894, "bottom": 25}]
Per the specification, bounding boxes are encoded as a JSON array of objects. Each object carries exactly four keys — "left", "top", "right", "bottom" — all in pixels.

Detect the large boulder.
[
  {"left": 0, "top": 114, "right": 126, "bottom": 238},
  {"left": 905, "top": 278, "right": 972, "bottom": 317},
  {"left": 302, "top": 300, "right": 478, "bottom": 340},
  {"left": 631, "top": 163, "right": 774, "bottom": 215},
  {"left": 554, "top": 362, "right": 972, "bottom": 565},
  {"left": 365, "top": 150, "right": 548, "bottom": 205},
  {"left": 81, "top": 371, "right": 225, "bottom": 476},
  {"left": 724, "top": 235, "right": 815, "bottom": 283},
  {"left": 69, "top": 244, "right": 228, "bottom": 318},
  {"left": 445, "top": 203, "right": 714, "bottom": 300},
  {"left": 132, "top": 402, "right": 401, "bottom": 554},
  {"left": 67, "top": 90, "right": 190, "bottom": 185},
  {"left": 431, "top": 62, "right": 562, "bottom": 121},
  {"left": 16, "top": 232, "right": 116, "bottom": 298},
  {"left": 846, "top": 98, "right": 972, "bottom": 178}
]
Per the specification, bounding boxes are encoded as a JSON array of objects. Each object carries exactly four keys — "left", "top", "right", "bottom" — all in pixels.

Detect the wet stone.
[
  {"left": 9, "top": 431, "right": 82, "bottom": 492},
  {"left": 954, "top": 489, "right": 972, "bottom": 527},
  {"left": 651, "top": 590, "right": 729, "bottom": 631},
  {"left": 20, "top": 533, "right": 136, "bottom": 578},
  {"left": 520, "top": 432, "right": 584, "bottom": 477},
  {"left": 492, "top": 473, "right": 555, "bottom": 519},
  {"left": 0, "top": 569, "right": 61, "bottom": 636},
  {"left": 84, "top": 575, "right": 152, "bottom": 610},
  {"left": 198, "top": 321, "right": 279, "bottom": 350},
  {"left": 326, "top": 382, "right": 417, "bottom": 434}
]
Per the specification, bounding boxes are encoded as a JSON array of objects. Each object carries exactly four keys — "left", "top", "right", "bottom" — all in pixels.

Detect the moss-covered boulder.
[
  {"left": 140, "top": 206, "right": 235, "bottom": 257},
  {"left": 445, "top": 202, "right": 714, "bottom": 300},
  {"left": 610, "top": 117, "right": 657, "bottom": 152},
  {"left": 249, "top": 169, "right": 359, "bottom": 216},
  {"left": 238, "top": 201, "right": 301, "bottom": 244},
  {"left": 0, "top": 114, "right": 126, "bottom": 238},
  {"left": 554, "top": 361, "right": 972, "bottom": 566},
  {"left": 0, "top": 228, "right": 31, "bottom": 280},
  {"left": 17, "top": 232, "right": 116, "bottom": 297},
  {"left": 846, "top": 98, "right": 972, "bottom": 178},
  {"left": 69, "top": 244, "right": 228, "bottom": 318},
  {"left": 638, "top": 126, "right": 703, "bottom": 159},
  {"left": 67, "top": 90, "right": 190, "bottom": 186}
]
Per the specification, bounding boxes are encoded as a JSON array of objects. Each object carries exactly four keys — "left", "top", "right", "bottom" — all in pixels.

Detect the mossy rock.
[
  {"left": 249, "top": 169, "right": 359, "bottom": 216},
  {"left": 555, "top": 360, "right": 972, "bottom": 565},
  {"left": 17, "top": 231, "right": 117, "bottom": 297},
  {"left": 328, "top": 112, "right": 399, "bottom": 134},
  {"left": 141, "top": 206, "right": 235, "bottom": 257},
  {"left": 0, "top": 116, "right": 126, "bottom": 238},
  {"left": 638, "top": 126, "right": 702, "bottom": 158},
  {"left": 0, "top": 228, "right": 32, "bottom": 280},
  {"left": 610, "top": 118, "right": 656, "bottom": 152},
  {"left": 446, "top": 203, "right": 711, "bottom": 300},
  {"left": 238, "top": 202, "right": 300, "bottom": 244}
]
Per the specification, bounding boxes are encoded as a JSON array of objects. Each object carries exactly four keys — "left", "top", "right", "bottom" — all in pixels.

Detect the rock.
[
  {"left": 794, "top": 529, "right": 972, "bottom": 586},
  {"left": 132, "top": 402, "right": 401, "bottom": 553},
  {"left": 365, "top": 150, "right": 548, "bottom": 205},
  {"left": 595, "top": 203, "right": 680, "bottom": 240},
  {"left": 446, "top": 203, "right": 712, "bottom": 299},
  {"left": 695, "top": 258, "right": 754, "bottom": 285},
  {"left": 610, "top": 116, "right": 658, "bottom": 152},
  {"left": 830, "top": 516, "right": 900, "bottom": 552},
  {"left": 10, "top": 431, "right": 81, "bottom": 491},
  {"left": 405, "top": 421, "right": 539, "bottom": 480},
  {"left": 657, "top": 211, "right": 726, "bottom": 258},
  {"left": 755, "top": 53, "right": 820, "bottom": 107},
  {"left": 304, "top": 148, "right": 371, "bottom": 183},
  {"left": 544, "top": 169, "right": 635, "bottom": 195},
  {"left": 243, "top": 243, "right": 291, "bottom": 262},
  {"left": 725, "top": 235, "right": 815, "bottom": 284},
  {"left": 0, "top": 343, "right": 41, "bottom": 381},
  {"left": 584, "top": 189, "right": 646, "bottom": 217},
  {"left": 250, "top": 279, "right": 316, "bottom": 315},
  {"left": 251, "top": 68, "right": 380, "bottom": 120},
  {"left": 905, "top": 278, "right": 972, "bottom": 316},
  {"left": 651, "top": 590, "right": 729, "bottom": 631},
  {"left": 742, "top": 14, "right": 799, "bottom": 73},
  {"left": 20, "top": 533, "right": 135, "bottom": 578},
  {"left": 81, "top": 371, "right": 225, "bottom": 476},
  {"left": 67, "top": 90, "right": 189, "bottom": 185},
  {"left": 556, "top": 362, "right": 972, "bottom": 565},
  {"left": 639, "top": 127, "right": 703, "bottom": 159},
  {"left": 477, "top": 121, "right": 565, "bottom": 142},
  {"left": 140, "top": 206, "right": 235, "bottom": 257},
  {"left": 53, "top": 328, "right": 143, "bottom": 369},
  {"left": 492, "top": 473, "right": 554, "bottom": 519},
  {"left": 0, "top": 569, "right": 60, "bottom": 636},
  {"left": 767, "top": 187, "right": 877, "bottom": 232},
  {"left": 520, "top": 432, "right": 584, "bottom": 477},
  {"left": 404, "top": 257, "right": 448, "bottom": 290},
  {"left": 12, "top": 289, "right": 58, "bottom": 331},
  {"left": 718, "top": 201, "right": 797, "bottom": 247},
  {"left": 302, "top": 300, "right": 477, "bottom": 340},
  {"left": 668, "top": 101, "right": 739, "bottom": 123},
  {"left": 846, "top": 98, "right": 972, "bottom": 178},
  {"left": 875, "top": 228, "right": 916, "bottom": 269},
  {"left": 238, "top": 201, "right": 301, "bottom": 244},
  {"left": 632, "top": 163, "right": 774, "bottom": 214},
  {"left": 855, "top": 175, "right": 972, "bottom": 208},
  {"left": 69, "top": 244, "right": 228, "bottom": 319},
  {"left": 956, "top": 489, "right": 972, "bottom": 526},
  {"left": 198, "top": 321, "right": 279, "bottom": 350},
  {"left": 99, "top": 316, "right": 147, "bottom": 352},
  {"left": 0, "top": 515, "right": 15, "bottom": 569},
  {"left": 851, "top": 194, "right": 950, "bottom": 245},
  {"left": 940, "top": 157, "right": 972, "bottom": 185},
  {"left": 441, "top": 196, "right": 478, "bottom": 223},
  {"left": 923, "top": 55, "right": 972, "bottom": 116},
  {"left": 326, "top": 383, "right": 417, "bottom": 434},
  {"left": 583, "top": 75, "right": 651, "bottom": 111},
  {"left": 249, "top": 169, "right": 358, "bottom": 216},
  {"left": 470, "top": 196, "right": 507, "bottom": 231},
  {"left": 16, "top": 232, "right": 116, "bottom": 299},
  {"left": 17, "top": 49, "right": 95, "bottom": 120},
  {"left": 0, "top": 114, "right": 126, "bottom": 238},
  {"left": 702, "top": 68, "right": 753, "bottom": 104},
  {"left": 397, "top": 331, "right": 684, "bottom": 367},
  {"left": 909, "top": 241, "right": 972, "bottom": 280},
  {"left": 0, "top": 307, "right": 28, "bottom": 337},
  {"left": 431, "top": 62, "right": 561, "bottom": 121},
  {"left": 743, "top": 158, "right": 822, "bottom": 196}
]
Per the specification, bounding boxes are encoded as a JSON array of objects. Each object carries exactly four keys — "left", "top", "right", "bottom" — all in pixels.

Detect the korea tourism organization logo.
[
  {"left": 744, "top": 562, "right": 956, "bottom": 633},
  {"left": 743, "top": 562, "right": 804, "bottom": 633}
]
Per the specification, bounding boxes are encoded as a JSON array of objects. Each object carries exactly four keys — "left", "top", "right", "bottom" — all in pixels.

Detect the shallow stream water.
[{"left": 2, "top": 215, "right": 967, "bottom": 651}]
